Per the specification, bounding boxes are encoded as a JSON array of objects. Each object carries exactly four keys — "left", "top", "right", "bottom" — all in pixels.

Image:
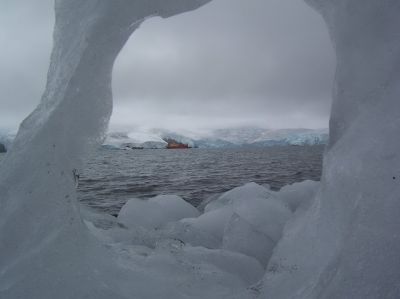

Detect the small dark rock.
[{"left": 0, "top": 143, "right": 6, "bottom": 153}]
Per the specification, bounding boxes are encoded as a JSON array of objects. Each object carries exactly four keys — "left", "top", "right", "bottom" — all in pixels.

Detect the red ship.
[{"left": 164, "top": 139, "right": 191, "bottom": 149}]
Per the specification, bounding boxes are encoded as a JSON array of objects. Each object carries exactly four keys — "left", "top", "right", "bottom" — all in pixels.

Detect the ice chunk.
[
  {"left": 222, "top": 195, "right": 291, "bottom": 266},
  {"left": 223, "top": 213, "right": 275, "bottom": 266},
  {"left": 163, "top": 183, "right": 291, "bottom": 257},
  {"left": 160, "top": 220, "right": 221, "bottom": 249},
  {"left": 233, "top": 196, "right": 291, "bottom": 243},
  {"left": 274, "top": 180, "right": 320, "bottom": 212},
  {"left": 182, "top": 206, "right": 234, "bottom": 243},
  {"left": 204, "top": 182, "right": 272, "bottom": 212},
  {"left": 181, "top": 246, "right": 264, "bottom": 285},
  {"left": 117, "top": 195, "right": 200, "bottom": 230}
]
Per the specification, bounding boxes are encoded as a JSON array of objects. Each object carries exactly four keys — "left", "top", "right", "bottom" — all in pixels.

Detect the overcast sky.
[{"left": 0, "top": 0, "right": 335, "bottom": 134}]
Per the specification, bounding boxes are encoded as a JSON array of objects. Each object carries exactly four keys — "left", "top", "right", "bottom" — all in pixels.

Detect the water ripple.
[{"left": 78, "top": 146, "right": 324, "bottom": 215}]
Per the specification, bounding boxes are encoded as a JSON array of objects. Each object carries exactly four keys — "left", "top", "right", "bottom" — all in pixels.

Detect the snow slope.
[
  {"left": 105, "top": 131, "right": 167, "bottom": 149},
  {"left": 104, "top": 127, "right": 328, "bottom": 149}
]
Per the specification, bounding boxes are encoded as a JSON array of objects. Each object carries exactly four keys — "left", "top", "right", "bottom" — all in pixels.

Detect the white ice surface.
[
  {"left": 274, "top": 180, "right": 320, "bottom": 212},
  {"left": 204, "top": 182, "right": 273, "bottom": 212},
  {"left": 222, "top": 213, "right": 276, "bottom": 266},
  {"left": 117, "top": 195, "right": 200, "bottom": 230},
  {"left": 261, "top": 1, "right": 400, "bottom": 298}
]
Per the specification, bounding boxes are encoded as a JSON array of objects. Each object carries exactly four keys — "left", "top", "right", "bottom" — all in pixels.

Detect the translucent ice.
[
  {"left": 261, "top": 1, "right": 400, "bottom": 298},
  {"left": 274, "top": 180, "right": 320, "bottom": 212},
  {"left": 1, "top": 0, "right": 399, "bottom": 298},
  {"left": 204, "top": 182, "right": 273, "bottom": 212},
  {"left": 0, "top": 1, "right": 217, "bottom": 298},
  {"left": 117, "top": 195, "right": 200, "bottom": 230},
  {"left": 222, "top": 213, "right": 276, "bottom": 266},
  {"left": 182, "top": 207, "right": 234, "bottom": 244}
]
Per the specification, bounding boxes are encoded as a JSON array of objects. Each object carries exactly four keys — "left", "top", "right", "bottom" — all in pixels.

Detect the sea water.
[{"left": 78, "top": 145, "right": 324, "bottom": 215}]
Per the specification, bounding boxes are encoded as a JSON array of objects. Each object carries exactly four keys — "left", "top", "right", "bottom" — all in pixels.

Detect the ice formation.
[
  {"left": 0, "top": 0, "right": 399, "bottom": 298},
  {"left": 261, "top": 1, "right": 400, "bottom": 298},
  {"left": 117, "top": 195, "right": 200, "bottom": 229}
]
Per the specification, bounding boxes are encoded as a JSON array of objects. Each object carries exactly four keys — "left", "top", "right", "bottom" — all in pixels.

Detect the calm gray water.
[{"left": 78, "top": 146, "right": 324, "bottom": 215}]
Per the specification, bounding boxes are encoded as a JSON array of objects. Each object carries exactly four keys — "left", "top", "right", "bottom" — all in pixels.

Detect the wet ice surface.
[{"left": 78, "top": 145, "right": 324, "bottom": 215}]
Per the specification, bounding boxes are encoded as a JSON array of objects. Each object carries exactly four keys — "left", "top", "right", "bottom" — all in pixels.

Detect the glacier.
[
  {"left": 103, "top": 127, "right": 329, "bottom": 149},
  {"left": 0, "top": 0, "right": 400, "bottom": 298},
  {"left": 104, "top": 131, "right": 168, "bottom": 149}
]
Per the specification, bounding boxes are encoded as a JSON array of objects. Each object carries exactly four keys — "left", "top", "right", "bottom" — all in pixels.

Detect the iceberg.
[{"left": 0, "top": 0, "right": 399, "bottom": 298}]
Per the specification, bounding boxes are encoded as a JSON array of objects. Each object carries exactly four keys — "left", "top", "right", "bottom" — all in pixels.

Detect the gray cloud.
[
  {"left": 0, "top": 0, "right": 335, "bottom": 133},
  {"left": 0, "top": 0, "right": 54, "bottom": 131}
]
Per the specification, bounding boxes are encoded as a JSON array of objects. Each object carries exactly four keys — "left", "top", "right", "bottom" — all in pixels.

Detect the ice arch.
[{"left": 0, "top": 0, "right": 399, "bottom": 298}]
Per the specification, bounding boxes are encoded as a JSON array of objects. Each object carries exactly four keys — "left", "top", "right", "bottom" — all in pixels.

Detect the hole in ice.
[
  {"left": 83, "top": 0, "right": 335, "bottom": 214},
  {"left": 79, "top": 0, "right": 335, "bottom": 290},
  {"left": 0, "top": 0, "right": 341, "bottom": 297}
]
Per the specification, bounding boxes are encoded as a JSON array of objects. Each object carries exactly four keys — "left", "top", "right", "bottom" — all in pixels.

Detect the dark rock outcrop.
[{"left": 0, "top": 143, "right": 6, "bottom": 153}]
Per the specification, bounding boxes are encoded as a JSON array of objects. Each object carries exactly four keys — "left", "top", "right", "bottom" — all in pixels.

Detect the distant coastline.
[{"left": 103, "top": 127, "right": 328, "bottom": 150}]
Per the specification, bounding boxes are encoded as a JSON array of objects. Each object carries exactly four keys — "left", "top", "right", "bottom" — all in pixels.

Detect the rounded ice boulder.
[
  {"left": 222, "top": 196, "right": 291, "bottom": 266},
  {"left": 117, "top": 195, "right": 200, "bottom": 230},
  {"left": 274, "top": 180, "right": 320, "bottom": 212},
  {"left": 204, "top": 182, "right": 273, "bottom": 212}
]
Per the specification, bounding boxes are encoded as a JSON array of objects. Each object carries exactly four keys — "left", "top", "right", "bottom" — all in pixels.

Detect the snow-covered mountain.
[
  {"left": 1, "top": 127, "right": 327, "bottom": 151},
  {"left": 104, "top": 127, "right": 328, "bottom": 149},
  {"left": 104, "top": 131, "right": 167, "bottom": 149},
  {"left": 209, "top": 127, "right": 328, "bottom": 147}
]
